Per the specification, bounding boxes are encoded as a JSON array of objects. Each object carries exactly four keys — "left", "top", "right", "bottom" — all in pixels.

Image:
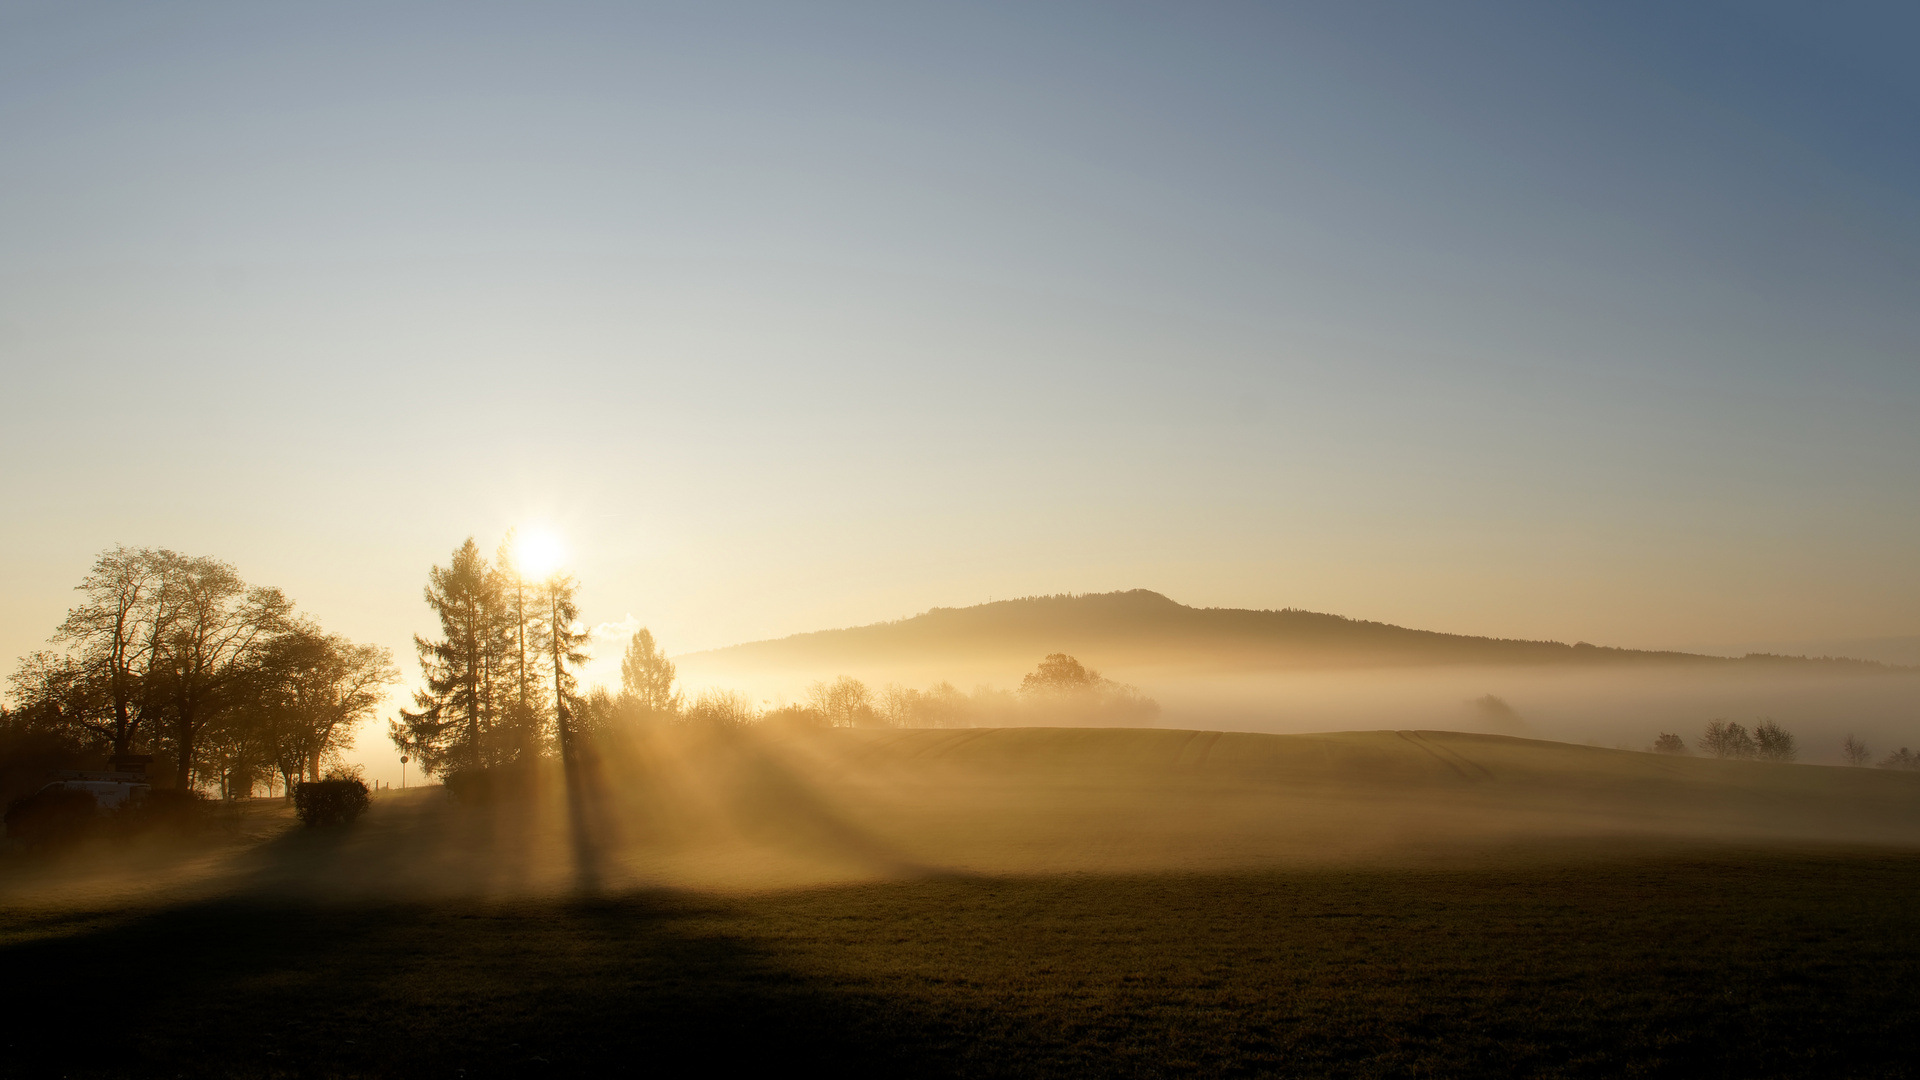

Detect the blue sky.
[{"left": 3, "top": 1, "right": 1916, "bottom": 679}]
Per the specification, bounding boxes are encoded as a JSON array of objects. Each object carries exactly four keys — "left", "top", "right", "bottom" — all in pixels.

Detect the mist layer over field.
[
  {"left": 674, "top": 592, "right": 1920, "bottom": 760},
  {"left": 14, "top": 727, "right": 1918, "bottom": 911}
]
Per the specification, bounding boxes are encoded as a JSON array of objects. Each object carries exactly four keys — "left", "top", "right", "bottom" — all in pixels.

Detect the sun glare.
[{"left": 512, "top": 528, "right": 566, "bottom": 579}]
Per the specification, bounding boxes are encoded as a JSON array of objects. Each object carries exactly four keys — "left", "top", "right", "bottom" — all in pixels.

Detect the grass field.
[{"left": 6, "top": 728, "right": 1920, "bottom": 1077}]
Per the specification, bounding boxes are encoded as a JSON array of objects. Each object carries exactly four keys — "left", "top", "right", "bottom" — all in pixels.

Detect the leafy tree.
[
  {"left": 10, "top": 546, "right": 373, "bottom": 796},
  {"left": 6, "top": 652, "right": 104, "bottom": 754},
  {"left": 1700, "top": 720, "right": 1757, "bottom": 760},
  {"left": 1021, "top": 654, "right": 1100, "bottom": 695},
  {"left": 620, "top": 629, "right": 679, "bottom": 714},
  {"left": 1017, "top": 654, "right": 1160, "bottom": 725},
  {"left": 51, "top": 545, "right": 176, "bottom": 757},
  {"left": 1753, "top": 719, "right": 1797, "bottom": 763},
  {"left": 154, "top": 554, "right": 294, "bottom": 789},
  {"left": 259, "top": 626, "right": 397, "bottom": 783},
  {"left": 1652, "top": 733, "right": 1689, "bottom": 755}
]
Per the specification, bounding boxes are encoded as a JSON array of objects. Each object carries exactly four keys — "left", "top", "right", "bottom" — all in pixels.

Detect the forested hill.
[{"left": 682, "top": 590, "right": 1888, "bottom": 673}]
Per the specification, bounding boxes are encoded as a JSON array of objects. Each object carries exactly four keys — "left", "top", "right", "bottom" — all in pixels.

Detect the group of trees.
[
  {"left": 388, "top": 534, "right": 689, "bottom": 779},
  {"left": 3, "top": 546, "right": 395, "bottom": 794},
  {"left": 1652, "top": 722, "right": 1920, "bottom": 769},
  {"left": 1844, "top": 736, "right": 1920, "bottom": 770},
  {"left": 578, "top": 652, "right": 1160, "bottom": 744},
  {"left": 722, "top": 654, "right": 1159, "bottom": 732},
  {"left": 389, "top": 535, "right": 601, "bottom": 776},
  {"left": 1653, "top": 720, "right": 1798, "bottom": 761}
]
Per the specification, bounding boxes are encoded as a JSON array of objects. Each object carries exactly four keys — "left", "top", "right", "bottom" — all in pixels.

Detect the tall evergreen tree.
[
  {"left": 395, "top": 539, "right": 504, "bottom": 774},
  {"left": 492, "top": 531, "right": 550, "bottom": 758},
  {"left": 537, "top": 573, "right": 591, "bottom": 762}
]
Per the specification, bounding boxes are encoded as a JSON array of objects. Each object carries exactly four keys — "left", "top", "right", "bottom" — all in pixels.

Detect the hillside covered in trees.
[{"left": 681, "top": 590, "right": 1895, "bottom": 677}]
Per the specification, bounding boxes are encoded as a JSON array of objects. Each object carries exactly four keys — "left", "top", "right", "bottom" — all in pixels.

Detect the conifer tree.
[
  {"left": 537, "top": 572, "right": 591, "bottom": 761},
  {"left": 492, "top": 532, "right": 550, "bottom": 757},
  {"left": 396, "top": 539, "right": 503, "bottom": 774}
]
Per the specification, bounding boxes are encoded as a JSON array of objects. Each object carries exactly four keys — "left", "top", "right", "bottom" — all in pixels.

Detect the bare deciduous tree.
[
  {"left": 807, "top": 676, "right": 874, "bottom": 727},
  {"left": 1842, "top": 735, "right": 1872, "bottom": 766},
  {"left": 1700, "top": 720, "right": 1757, "bottom": 760}
]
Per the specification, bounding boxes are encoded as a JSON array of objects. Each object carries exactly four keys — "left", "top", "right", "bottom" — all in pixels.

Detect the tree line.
[
  {"left": 387, "top": 534, "right": 681, "bottom": 777},
  {"left": 1650, "top": 720, "right": 1920, "bottom": 768},
  {"left": 3, "top": 546, "right": 396, "bottom": 795},
  {"left": 587, "top": 652, "right": 1160, "bottom": 738},
  {"left": 1653, "top": 720, "right": 1797, "bottom": 761}
]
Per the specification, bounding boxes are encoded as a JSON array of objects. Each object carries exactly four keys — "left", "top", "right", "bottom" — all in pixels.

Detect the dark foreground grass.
[{"left": 5, "top": 843, "right": 1920, "bottom": 1078}]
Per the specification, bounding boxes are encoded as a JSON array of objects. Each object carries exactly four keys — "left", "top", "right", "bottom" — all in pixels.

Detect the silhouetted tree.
[
  {"left": 9, "top": 546, "right": 370, "bottom": 796},
  {"left": 396, "top": 539, "right": 505, "bottom": 775},
  {"left": 1879, "top": 748, "right": 1918, "bottom": 770},
  {"left": 620, "top": 629, "right": 679, "bottom": 715},
  {"left": 492, "top": 531, "right": 550, "bottom": 756},
  {"left": 877, "top": 684, "right": 921, "bottom": 728},
  {"left": 1652, "top": 733, "right": 1689, "bottom": 755},
  {"left": 1753, "top": 719, "right": 1797, "bottom": 763},
  {"left": 1018, "top": 654, "right": 1160, "bottom": 725},
  {"left": 1843, "top": 735, "right": 1873, "bottom": 767},
  {"left": 258, "top": 626, "right": 397, "bottom": 783},
  {"left": 807, "top": 676, "right": 873, "bottom": 727},
  {"left": 1700, "top": 720, "right": 1757, "bottom": 759},
  {"left": 51, "top": 545, "right": 176, "bottom": 757},
  {"left": 1020, "top": 654, "right": 1100, "bottom": 694},
  {"left": 155, "top": 554, "right": 294, "bottom": 789},
  {"left": 685, "top": 689, "right": 757, "bottom": 731},
  {"left": 538, "top": 572, "right": 591, "bottom": 763}
]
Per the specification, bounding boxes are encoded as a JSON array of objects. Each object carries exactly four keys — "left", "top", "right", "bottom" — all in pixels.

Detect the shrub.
[
  {"left": 4, "top": 786, "right": 98, "bottom": 848},
  {"left": 1652, "top": 733, "right": 1689, "bottom": 755},
  {"left": 293, "top": 778, "right": 370, "bottom": 827},
  {"left": 1880, "top": 748, "right": 1919, "bottom": 771}
]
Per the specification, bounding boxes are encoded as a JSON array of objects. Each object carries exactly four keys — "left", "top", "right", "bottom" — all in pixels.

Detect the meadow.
[{"left": 6, "top": 728, "right": 1920, "bottom": 1077}]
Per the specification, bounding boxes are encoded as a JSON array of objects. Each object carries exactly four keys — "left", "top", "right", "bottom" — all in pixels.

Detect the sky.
[{"left": 4, "top": 1, "right": 1918, "bottom": 729}]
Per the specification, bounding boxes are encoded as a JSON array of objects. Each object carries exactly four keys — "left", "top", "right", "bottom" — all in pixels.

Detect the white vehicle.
[{"left": 35, "top": 777, "right": 151, "bottom": 811}]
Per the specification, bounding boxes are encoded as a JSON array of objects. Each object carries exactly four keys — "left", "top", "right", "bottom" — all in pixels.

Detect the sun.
[{"left": 511, "top": 528, "right": 566, "bottom": 579}]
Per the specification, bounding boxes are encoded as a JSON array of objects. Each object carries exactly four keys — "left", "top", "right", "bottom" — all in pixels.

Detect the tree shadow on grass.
[{"left": 1, "top": 890, "right": 955, "bottom": 1078}]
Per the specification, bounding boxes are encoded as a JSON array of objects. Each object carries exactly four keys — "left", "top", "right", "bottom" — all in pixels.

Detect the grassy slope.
[
  {"left": 773, "top": 728, "right": 1920, "bottom": 875},
  {"left": 6, "top": 728, "right": 1920, "bottom": 1077}
]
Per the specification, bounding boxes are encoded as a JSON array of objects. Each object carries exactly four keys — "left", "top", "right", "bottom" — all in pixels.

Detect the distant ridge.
[{"left": 683, "top": 590, "right": 1897, "bottom": 673}]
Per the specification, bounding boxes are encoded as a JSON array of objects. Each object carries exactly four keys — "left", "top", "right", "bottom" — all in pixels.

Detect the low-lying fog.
[{"left": 674, "top": 656, "right": 1920, "bottom": 762}]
